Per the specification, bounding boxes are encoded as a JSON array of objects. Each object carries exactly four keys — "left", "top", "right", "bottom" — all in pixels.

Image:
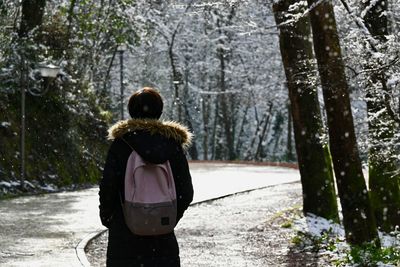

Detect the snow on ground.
[
  {"left": 294, "top": 214, "right": 400, "bottom": 248},
  {"left": 294, "top": 213, "right": 345, "bottom": 237},
  {"left": 293, "top": 214, "right": 400, "bottom": 266},
  {"left": 0, "top": 179, "right": 60, "bottom": 196},
  {"left": 38, "top": 184, "right": 57, "bottom": 192},
  {"left": 1, "top": 121, "right": 11, "bottom": 128}
]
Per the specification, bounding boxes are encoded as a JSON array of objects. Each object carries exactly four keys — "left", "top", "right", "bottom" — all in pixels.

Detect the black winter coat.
[{"left": 99, "top": 119, "right": 194, "bottom": 267}]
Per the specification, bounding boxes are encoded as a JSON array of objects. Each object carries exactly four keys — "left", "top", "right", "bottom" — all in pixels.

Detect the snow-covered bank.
[
  {"left": 0, "top": 178, "right": 92, "bottom": 198},
  {"left": 293, "top": 214, "right": 400, "bottom": 266}
]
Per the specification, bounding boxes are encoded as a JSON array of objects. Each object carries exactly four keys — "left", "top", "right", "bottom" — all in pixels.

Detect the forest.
[{"left": 0, "top": 0, "right": 399, "bottom": 262}]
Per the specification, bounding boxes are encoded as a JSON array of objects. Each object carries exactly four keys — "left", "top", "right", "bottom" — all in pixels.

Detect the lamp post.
[
  {"left": 117, "top": 44, "right": 127, "bottom": 120},
  {"left": 20, "top": 63, "right": 60, "bottom": 188}
]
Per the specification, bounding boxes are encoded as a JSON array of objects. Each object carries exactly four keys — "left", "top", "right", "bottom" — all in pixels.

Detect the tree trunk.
[
  {"left": 216, "top": 16, "right": 236, "bottom": 160},
  {"left": 245, "top": 109, "right": 268, "bottom": 160},
  {"left": 211, "top": 98, "right": 222, "bottom": 160},
  {"left": 362, "top": 0, "right": 400, "bottom": 232},
  {"left": 202, "top": 94, "right": 211, "bottom": 160},
  {"left": 183, "top": 68, "right": 199, "bottom": 160},
  {"left": 274, "top": 0, "right": 339, "bottom": 222},
  {"left": 286, "top": 103, "right": 295, "bottom": 161},
  {"left": 66, "top": 0, "right": 77, "bottom": 41},
  {"left": 307, "top": 0, "right": 379, "bottom": 245},
  {"left": 168, "top": 44, "right": 182, "bottom": 122},
  {"left": 255, "top": 103, "right": 273, "bottom": 160},
  {"left": 235, "top": 102, "right": 250, "bottom": 157},
  {"left": 18, "top": 0, "right": 46, "bottom": 38},
  {"left": 217, "top": 47, "right": 235, "bottom": 160},
  {"left": 270, "top": 111, "right": 285, "bottom": 158}
]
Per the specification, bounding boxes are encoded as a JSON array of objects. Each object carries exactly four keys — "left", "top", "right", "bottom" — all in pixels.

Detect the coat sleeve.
[
  {"left": 171, "top": 146, "right": 194, "bottom": 224},
  {"left": 98, "top": 141, "right": 123, "bottom": 228}
]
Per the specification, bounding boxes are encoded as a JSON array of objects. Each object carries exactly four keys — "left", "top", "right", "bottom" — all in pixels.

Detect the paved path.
[
  {"left": 86, "top": 182, "right": 304, "bottom": 267},
  {"left": 0, "top": 162, "right": 300, "bottom": 267}
]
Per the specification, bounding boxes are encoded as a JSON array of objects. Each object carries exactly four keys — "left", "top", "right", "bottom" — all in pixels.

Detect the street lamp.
[
  {"left": 37, "top": 63, "right": 61, "bottom": 79},
  {"left": 28, "top": 63, "right": 61, "bottom": 96},
  {"left": 20, "top": 63, "right": 60, "bottom": 188},
  {"left": 117, "top": 44, "right": 127, "bottom": 120}
]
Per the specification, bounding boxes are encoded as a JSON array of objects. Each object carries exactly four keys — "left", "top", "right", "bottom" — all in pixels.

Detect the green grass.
[{"left": 281, "top": 221, "right": 293, "bottom": 228}]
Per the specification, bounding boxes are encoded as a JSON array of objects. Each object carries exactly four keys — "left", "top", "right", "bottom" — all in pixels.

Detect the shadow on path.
[
  {"left": 86, "top": 183, "right": 306, "bottom": 267},
  {"left": 287, "top": 246, "right": 320, "bottom": 267}
]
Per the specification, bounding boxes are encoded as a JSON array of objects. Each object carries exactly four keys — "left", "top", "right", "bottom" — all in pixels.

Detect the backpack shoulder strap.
[{"left": 119, "top": 136, "right": 135, "bottom": 205}]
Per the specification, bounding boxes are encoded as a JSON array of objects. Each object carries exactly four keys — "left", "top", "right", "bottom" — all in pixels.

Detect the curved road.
[{"left": 0, "top": 162, "right": 300, "bottom": 267}]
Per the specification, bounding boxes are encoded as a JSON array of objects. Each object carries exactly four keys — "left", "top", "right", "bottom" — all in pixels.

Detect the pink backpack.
[{"left": 121, "top": 140, "right": 177, "bottom": 236}]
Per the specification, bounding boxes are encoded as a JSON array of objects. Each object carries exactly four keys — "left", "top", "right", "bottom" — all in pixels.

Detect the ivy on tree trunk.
[
  {"left": 362, "top": 0, "right": 400, "bottom": 233},
  {"left": 307, "top": 0, "right": 380, "bottom": 246},
  {"left": 273, "top": 0, "right": 339, "bottom": 222}
]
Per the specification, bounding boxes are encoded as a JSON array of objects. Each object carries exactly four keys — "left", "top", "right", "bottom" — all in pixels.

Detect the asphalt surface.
[
  {"left": 0, "top": 162, "right": 300, "bottom": 267},
  {"left": 0, "top": 188, "right": 101, "bottom": 267},
  {"left": 86, "top": 182, "right": 305, "bottom": 267}
]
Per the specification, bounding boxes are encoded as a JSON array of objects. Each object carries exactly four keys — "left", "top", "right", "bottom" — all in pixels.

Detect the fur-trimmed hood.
[{"left": 108, "top": 119, "right": 193, "bottom": 149}]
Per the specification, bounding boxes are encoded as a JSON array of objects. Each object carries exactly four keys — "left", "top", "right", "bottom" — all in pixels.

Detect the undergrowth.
[{"left": 291, "top": 228, "right": 400, "bottom": 266}]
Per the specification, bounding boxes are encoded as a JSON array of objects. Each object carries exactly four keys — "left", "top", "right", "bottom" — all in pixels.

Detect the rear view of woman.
[{"left": 99, "top": 87, "right": 194, "bottom": 266}]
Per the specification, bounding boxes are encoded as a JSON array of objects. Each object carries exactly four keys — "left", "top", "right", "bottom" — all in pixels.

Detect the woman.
[{"left": 99, "top": 87, "right": 194, "bottom": 266}]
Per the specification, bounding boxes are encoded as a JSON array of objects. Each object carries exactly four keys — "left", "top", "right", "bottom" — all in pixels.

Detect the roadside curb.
[
  {"left": 76, "top": 181, "right": 300, "bottom": 266},
  {"left": 190, "top": 180, "right": 299, "bottom": 206},
  {"left": 75, "top": 229, "right": 107, "bottom": 267}
]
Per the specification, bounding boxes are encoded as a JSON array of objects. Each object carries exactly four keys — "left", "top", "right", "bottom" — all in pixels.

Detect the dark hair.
[{"left": 128, "top": 87, "right": 163, "bottom": 119}]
